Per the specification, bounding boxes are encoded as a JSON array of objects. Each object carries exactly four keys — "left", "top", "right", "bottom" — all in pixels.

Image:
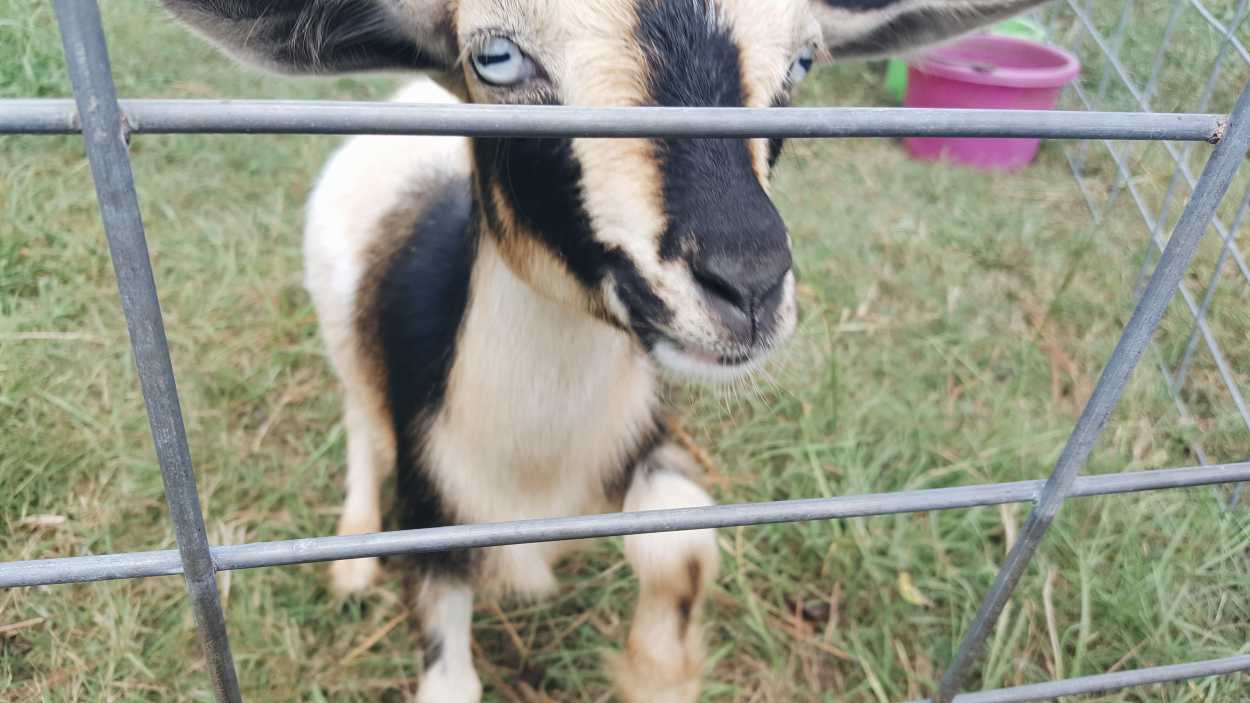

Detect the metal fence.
[{"left": 2, "top": 0, "right": 1249, "bottom": 701}]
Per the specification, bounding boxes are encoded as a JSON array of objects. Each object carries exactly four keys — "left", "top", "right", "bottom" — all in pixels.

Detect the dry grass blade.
[
  {"left": 16, "top": 515, "right": 67, "bottom": 528},
  {"left": 999, "top": 504, "right": 1019, "bottom": 555},
  {"left": 1044, "top": 568, "right": 1063, "bottom": 680},
  {"left": 489, "top": 600, "right": 531, "bottom": 663},
  {"left": 1107, "top": 638, "right": 1151, "bottom": 674},
  {"left": 0, "top": 332, "right": 105, "bottom": 344},
  {"left": 0, "top": 617, "right": 45, "bottom": 637},
  {"left": 341, "top": 611, "right": 409, "bottom": 667},
  {"left": 669, "top": 417, "right": 720, "bottom": 477}
]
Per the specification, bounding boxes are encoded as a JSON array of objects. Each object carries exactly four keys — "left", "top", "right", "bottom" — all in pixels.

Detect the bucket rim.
[{"left": 912, "top": 35, "right": 1081, "bottom": 89}]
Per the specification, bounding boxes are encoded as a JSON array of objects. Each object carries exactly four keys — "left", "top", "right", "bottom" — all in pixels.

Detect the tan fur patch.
[
  {"left": 485, "top": 180, "right": 601, "bottom": 316},
  {"left": 562, "top": 0, "right": 669, "bottom": 325}
]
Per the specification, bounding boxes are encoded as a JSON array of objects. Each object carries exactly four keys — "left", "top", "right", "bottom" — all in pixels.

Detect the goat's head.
[{"left": 165, "top": 0, "right": 1045, "bottom": 382}]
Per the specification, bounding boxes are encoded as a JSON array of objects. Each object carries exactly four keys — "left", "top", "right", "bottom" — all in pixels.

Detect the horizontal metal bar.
[
  {"left": 3, "top": 462, "right": 1247, "bottom": 589},
  {"left": 0, "top": 99, "right": 1227, "bottom": 141},
  {"left": 910, "top": 653, "right": 1250, "bottom": 703},
  {"left": 0, "top": 99, "right": 77, "bottom": 132}
]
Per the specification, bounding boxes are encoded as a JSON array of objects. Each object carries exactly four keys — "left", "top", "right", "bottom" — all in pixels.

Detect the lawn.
[{"left": 3, "top": 1, "right": 1250, "bottom": 701}]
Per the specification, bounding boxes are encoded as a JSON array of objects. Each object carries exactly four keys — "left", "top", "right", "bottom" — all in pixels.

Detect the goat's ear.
[
  {"left": 815, "top": 0, "right": 1051, "bottom": 60},
  {"left": 161, "top": 0, "right": 457, "bottom": 74}
]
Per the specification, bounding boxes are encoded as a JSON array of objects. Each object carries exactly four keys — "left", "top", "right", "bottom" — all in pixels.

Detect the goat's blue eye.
[
  {"left": 787, "top": 47, "right": 815, "bottom": 85},
  {"left": 472, "top": 37, "right": 531, "bottom": 86}
]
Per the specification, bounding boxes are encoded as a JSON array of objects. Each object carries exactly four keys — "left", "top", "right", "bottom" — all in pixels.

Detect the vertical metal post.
[
  {"left": 51, "top": 2, "right": 243, "bottom": 701},
  {"left": 933, "top": 77, "right": 1250, "bottom": 702}
]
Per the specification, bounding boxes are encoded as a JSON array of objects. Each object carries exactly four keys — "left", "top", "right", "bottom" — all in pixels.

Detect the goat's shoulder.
[
  {"left": 304, "top": 77, "right": 471, "bottom": 397},
  {"left": 304, "top": 77, "right": 469, "bottom": 287}
]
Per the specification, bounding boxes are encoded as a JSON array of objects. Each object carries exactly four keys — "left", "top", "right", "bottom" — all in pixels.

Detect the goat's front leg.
[
  {"left": 414, "top": 575, "right": 482, "bottom": 703},
  {"left": 611, "top": 445, "right": 720, "bottom": 703},
  {"left": 330, "top": 395, "right": 393, "bottom": 595}
]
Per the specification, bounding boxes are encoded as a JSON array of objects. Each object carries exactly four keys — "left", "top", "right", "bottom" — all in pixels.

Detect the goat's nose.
[{"left": 691, "top": 245, "right": 792, "bottom": 345}]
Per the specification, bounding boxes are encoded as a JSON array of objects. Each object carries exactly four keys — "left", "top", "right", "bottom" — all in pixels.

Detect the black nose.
[
  {"left": 656, "top": 132, "right": 793, "bottom": 346},
  {"left": 691, "top": 243, "right": 792, "bottom": 346}
]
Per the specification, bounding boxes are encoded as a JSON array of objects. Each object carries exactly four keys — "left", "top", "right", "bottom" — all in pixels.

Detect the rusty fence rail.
[{"left": 3, "top": 1, "right": 1249, "bottom": 702}]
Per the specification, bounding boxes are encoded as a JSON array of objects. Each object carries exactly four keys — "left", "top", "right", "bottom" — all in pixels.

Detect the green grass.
[{"left": 3, "top": 1, "right": 1250, "bottom": 701}]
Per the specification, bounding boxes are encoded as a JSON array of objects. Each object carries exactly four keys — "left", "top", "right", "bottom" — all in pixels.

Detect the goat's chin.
[{"left": 650, "top": 339, "right": 771, "bottom": 385}]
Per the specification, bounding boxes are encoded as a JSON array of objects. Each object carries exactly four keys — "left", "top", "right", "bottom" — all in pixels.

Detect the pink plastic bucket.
[{"left": 903, "top": 35, "right": 1081, "bottom": 171}]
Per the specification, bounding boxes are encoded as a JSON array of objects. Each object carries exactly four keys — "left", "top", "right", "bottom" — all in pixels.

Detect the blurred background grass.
[{"left": 2, "top": 1, "right": 1249, "bottom": 701}]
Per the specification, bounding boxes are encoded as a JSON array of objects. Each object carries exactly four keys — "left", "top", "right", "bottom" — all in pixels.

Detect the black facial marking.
[
  {"left": 638, "top": 0, "right": 746, "bottom": 109},
  {"left": 367, "top": 178, "right": 475, "bottom": 577},
  {"left": 638, "top": 0, "right": 757, "bottom": 263},
  {"left": 637, "top": 0, "right": 792, "bottom": 344},
  {"left": 637, "top": 0, "right": 786, "bottom": 262},
  {"left": 474, "top": 128, "right": 676, "bottom": 332},
  {"left": 604, "top": 249, "right": 674, "bottom": 347},
  {"left": 474, "top": 136, "right": 607, "bottom": 290}
]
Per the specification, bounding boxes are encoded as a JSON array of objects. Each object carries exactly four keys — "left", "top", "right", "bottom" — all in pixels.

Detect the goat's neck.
[
  {"left": 443, "top": 225, "right": 657, "bottom": 430},
  {"left": 425, "top": 221, "right": 663, "bottom": 529}
]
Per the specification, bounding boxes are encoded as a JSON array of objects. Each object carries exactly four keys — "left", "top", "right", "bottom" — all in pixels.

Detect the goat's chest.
[{"left": 423, "top": 248, "right": 659, "bottom": 524}]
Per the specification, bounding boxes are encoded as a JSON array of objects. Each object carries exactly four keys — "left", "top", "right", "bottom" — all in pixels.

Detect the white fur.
[
  {"left": 613, "top": 465, "right": 720, "bottom": 703},
  {"left": 428, "top": 236, "right": 659, "bottom": 596},
  {"left": 651, "top": 340, "right": 768, "bottom": 384},
  {"left": 305, "top": 79, "right": 468, "bottom": 334},
  {"left": 648, "top": 271, "right": 797, "bottom": 385},
  {"left": 416, "top": 582, "right": 482, "bottom": 703},
  {"left": 328, "top": 397, "right": 390, "bottom": 593},
  {"left": 622, "top": 468, "right": 718, "bottom": 592}
]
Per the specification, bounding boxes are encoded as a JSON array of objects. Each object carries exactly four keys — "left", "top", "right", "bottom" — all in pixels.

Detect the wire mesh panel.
[
  {"left": 1045, "top": 0, "right": 1250, "bottom": 472},
  {"left": 2, "top": 1, "right": 1250, "bottom": 702}
]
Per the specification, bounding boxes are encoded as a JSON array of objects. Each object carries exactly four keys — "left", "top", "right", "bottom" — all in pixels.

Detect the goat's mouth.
[{"left": 649, "top": 337, "right": 772, "bottom": 384}]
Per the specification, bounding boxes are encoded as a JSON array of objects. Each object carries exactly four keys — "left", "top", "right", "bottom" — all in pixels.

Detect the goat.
[{"left": 162, "top": 1, "right": 1046, "bottom": 700}]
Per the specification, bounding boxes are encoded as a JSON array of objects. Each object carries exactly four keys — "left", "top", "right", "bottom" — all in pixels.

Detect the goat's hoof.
[
  {"left": 607, "top": 646, "right": 703, "bottom": 703},
  {"left": 329, "top": 556, "right": 380, "bottom": 596},
  {"left": 414, "top": 667, "right": 483, "bottom": 703}
]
